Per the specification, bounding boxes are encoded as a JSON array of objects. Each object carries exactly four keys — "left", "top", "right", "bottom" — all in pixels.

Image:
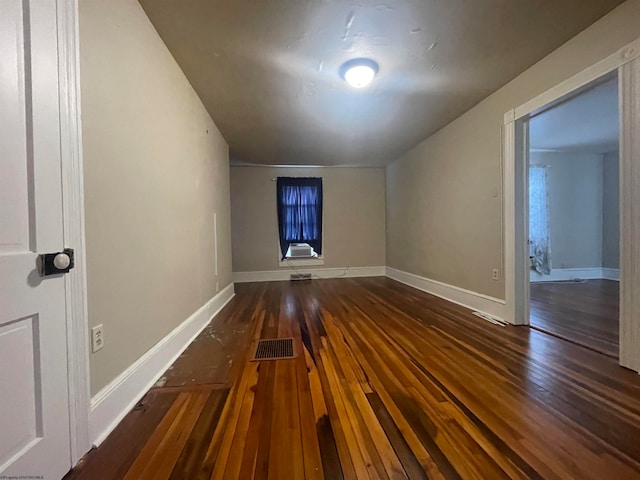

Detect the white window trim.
[
  {"left": 275, "top": 177, "right": 325, "bottom": 268},
  {"left": 277, "top": 243, "right": 325, "bottom": 267},
  {"left": 279, "top": 257, "right": 325, "bottom": 267}
]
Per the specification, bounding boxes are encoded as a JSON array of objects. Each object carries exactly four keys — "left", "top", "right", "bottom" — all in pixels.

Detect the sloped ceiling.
[
  {"left": 139, "top": 0, "right": 624, "bottom": 166},
  {"left": 530, "top": 75, "right": 619, "bottom": 154}
]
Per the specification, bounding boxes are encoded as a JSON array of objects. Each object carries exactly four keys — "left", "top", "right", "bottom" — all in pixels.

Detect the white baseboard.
[
  {"left": 89, "top": 283, "right": 235, "bottom": 447},
  {"left": 530, "top": 267, "right": 620, "bottom": 282},
  {"left": 602, "top": 268, "right": 621, "bottom": 281},
  {"left": 233, "top": 266, "right": 385, "bottom": 283},
  {"left": 385, "top": 267, "right": 507, "bottom": 324}
]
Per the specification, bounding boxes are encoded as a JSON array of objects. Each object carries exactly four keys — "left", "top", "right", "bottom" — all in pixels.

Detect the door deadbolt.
[{"left": 37, "top": 248, "right": 75, "bottom": 277}]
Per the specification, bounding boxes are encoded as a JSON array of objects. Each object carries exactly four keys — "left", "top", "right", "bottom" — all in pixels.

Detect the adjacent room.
[
  {"left": 528, "top": 75, "right": 620, "bottom": 357},
  {"left": 3, "top": 1, "right": 640, "bottom": 479}
]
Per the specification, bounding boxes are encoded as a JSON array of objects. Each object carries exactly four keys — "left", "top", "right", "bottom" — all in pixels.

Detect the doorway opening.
[
  {"left": 504, "top": 38, "right": 640, "bottom": 372},
  {"left": 526, "top": 73, "right": 620, "bottom": 357}
]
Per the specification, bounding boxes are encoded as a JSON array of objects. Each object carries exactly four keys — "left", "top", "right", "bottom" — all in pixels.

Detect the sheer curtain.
[{"left": 529, "top": 166, "right": 551, "bottom": 275}]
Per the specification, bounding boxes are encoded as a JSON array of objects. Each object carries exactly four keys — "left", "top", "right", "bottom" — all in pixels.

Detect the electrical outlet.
[
  {"left": 216, "top": 282, "right": 219, "bottom": 292},
  {"left": 91, "top": 324, "right": 104, "bottom": 353},
  {"left": 492, "top": 269, "right": 499, "bottom": 281}
]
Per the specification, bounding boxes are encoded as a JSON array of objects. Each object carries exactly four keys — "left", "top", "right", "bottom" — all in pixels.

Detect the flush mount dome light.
[{"left": 340, "top": 58, "right": 379, "bottom": 88}]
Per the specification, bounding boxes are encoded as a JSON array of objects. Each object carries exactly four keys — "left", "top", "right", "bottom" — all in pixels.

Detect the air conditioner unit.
[{"left": 289, "top": 244, "right": 313, "bottom": 258}]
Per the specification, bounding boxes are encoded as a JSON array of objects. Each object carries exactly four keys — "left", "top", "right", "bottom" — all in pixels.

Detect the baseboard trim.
[
  {"left": 602, "top": 268, "right": 621, "bottom": 281},
  {"left": 530, "top": 267, "right": 620, "bottom": 282},
  {"left": 233, "top": 266, "right": 386, "bottom": 283},
  {"left": 89, "top": 283, "right": 235, "bottom": 447},
  {"left": 385, "top": 267, "right": 508, "bottom": 324}
]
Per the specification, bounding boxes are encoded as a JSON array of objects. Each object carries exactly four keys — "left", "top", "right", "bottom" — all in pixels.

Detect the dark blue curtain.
[{"left": 277, "top": 177, "right": 323, "bottom": 259}]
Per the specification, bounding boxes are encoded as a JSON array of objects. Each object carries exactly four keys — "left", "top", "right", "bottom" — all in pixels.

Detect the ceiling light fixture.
[{"left": 340, "top": 58, "right": 379, "bottom": 89}]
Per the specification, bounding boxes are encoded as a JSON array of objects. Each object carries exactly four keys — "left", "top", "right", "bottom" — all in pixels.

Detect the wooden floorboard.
[
  {"left": 530, "top": 279, "right": 619, "bottom": 357},
  {"left": 65, "top": 277, "right": 640, "bottom": 479}
]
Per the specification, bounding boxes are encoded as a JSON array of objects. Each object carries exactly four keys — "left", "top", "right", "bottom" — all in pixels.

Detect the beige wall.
[
  {"left": 386, "top": 0, "right": 640, "bottom": 299},
  {"left": 230, "top": 167, "right": 385, "bottom": 272},
  {"left": 80, "top": 0, "right": 232, "bottom": 395}
]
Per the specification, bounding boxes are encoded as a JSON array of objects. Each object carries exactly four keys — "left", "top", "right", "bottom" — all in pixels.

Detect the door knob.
[
  {"left": 38, "top": 248, "right": 75, "bottom": 276},
  {"left": 53, "top": 252, "right": 71, "bottom": 270}
]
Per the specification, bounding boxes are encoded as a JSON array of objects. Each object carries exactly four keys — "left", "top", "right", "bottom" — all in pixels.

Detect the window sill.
[{"left": 279, "top": 257, "right": 325, "bottom": 268}]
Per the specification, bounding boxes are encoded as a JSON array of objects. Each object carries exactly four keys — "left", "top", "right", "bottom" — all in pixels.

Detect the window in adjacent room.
[{"left": 276, "top": 177, "right": 323, "bottom": 261}]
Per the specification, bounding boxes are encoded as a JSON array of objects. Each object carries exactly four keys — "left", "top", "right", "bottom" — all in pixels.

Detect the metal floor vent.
[
  {"left": 290, "top": 273, "right": 312, "bottom": 281},
  {"left": 251, "top": 338, "right": 295, "bottom": 361}
]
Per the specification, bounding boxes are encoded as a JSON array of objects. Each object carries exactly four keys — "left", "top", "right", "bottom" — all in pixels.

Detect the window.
[
  {"left": 276, "top": 177, "right": 323, "bottom": 260},
  {"left": 529, "top": 166, "right": 551, "bottom": 275}
]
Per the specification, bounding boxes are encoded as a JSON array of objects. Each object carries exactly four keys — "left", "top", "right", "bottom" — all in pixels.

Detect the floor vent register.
[{"left": 251, "top": 338, "right": 296, "bottom": 361}]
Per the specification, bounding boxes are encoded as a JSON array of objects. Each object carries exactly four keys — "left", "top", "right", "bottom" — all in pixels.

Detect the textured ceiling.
[
  {"left": 530, "top": 75, "right": 619, "bottom": 154},
  {"left": 139, "top": 0, "right": 624, "bottom": 166}
]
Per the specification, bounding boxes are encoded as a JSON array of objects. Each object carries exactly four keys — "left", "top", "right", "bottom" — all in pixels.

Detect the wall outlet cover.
[{"left": 91, "top": 324, "right": 104, "bottom": 353}]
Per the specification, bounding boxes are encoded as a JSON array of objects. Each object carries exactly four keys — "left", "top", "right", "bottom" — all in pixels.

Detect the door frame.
[
  {"left": 503, "top": 37, "right": 640, "bottom": 371},
  {"left": 56, "top": 0, "right": 91, "bottom": 464}
]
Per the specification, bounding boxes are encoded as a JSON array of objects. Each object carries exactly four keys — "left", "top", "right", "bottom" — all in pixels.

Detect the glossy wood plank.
[
  {"left": 152, "top": 285, "right": 263, "bottom": 388},
  {"left": 63, "top": 391, "right": 178, "bottom": 480},
  {"left": 530, "top": 279, "right": 619, "bottom": 357},
  {"left": 169, "top": 388, "right": 229, "bottom": 480},
  {"left": 65, "top": 278, "right": 640, "bottom": 479},
  {"left": 122, "top": 390, "right": 209, "bottom": 480},
  {"left": 531, "top": 280, "right": 620, "bottom": 358}
]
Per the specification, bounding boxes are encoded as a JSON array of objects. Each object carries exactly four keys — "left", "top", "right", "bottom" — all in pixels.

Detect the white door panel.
[
  {"left": 1, "top": 1, "right": 72, "bottom": 478},
  {"left": 0, "top": 0, "right": 30, "bottom": 254},
  {"left": 0, "top": 315, "right": 41, "bottom": 467}
]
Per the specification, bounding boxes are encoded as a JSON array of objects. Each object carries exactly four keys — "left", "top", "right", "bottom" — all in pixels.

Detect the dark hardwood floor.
[
  {"left": 65, "top": 277, "right": 640, "bottom": 479},
  {"left": 530, "top": 279, "right": 619, "bottom": 358}
]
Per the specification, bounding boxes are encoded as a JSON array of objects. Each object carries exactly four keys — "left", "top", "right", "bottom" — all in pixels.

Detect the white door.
[{"left": 0, "top": 1, "right": 72, "bottom": 478}]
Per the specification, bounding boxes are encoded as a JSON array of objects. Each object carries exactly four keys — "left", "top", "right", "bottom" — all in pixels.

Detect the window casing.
[{"left": 276, "top": 177, "right": 323, "bottom": 261}]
